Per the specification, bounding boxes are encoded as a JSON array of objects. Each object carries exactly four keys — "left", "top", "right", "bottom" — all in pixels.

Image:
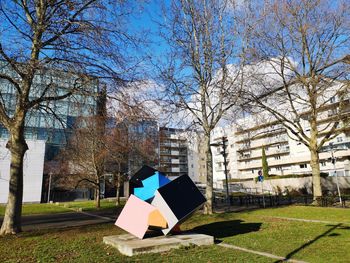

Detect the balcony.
[
  {"left": 171, "top": 142, "right": 179, "bottom": 147},
  {"left": 172, "top": 167, "right": 180, "bottom": 173}
]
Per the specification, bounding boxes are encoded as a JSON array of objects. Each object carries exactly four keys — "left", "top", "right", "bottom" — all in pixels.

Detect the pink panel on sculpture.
[{"left": 115, "top": 194, "right": 156, "bottom": 239}]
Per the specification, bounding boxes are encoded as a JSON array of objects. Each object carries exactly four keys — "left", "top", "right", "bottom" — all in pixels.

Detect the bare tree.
[
  {"left": 59, "top": 116, "right": 108, "bottom": 208},
  {"left": 155, "top": 0, "right": 245, "bottom": 214},
  {"left": 59, "top": 91, "right": 159, "bottom": 207},
  {"left": 0, "top": 0, "right": 141, "bottom": 234},
  {"left": 244, "top": 0, "right": 350, "bottom": 201}
]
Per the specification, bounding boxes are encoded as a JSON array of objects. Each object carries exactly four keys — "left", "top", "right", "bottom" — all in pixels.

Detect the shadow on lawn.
[
  {"left": 275, "top": 223, "right": 344, "bottom": 263},
  {"left": 188, "top": 219, "right": 262, "bottom": 242}
]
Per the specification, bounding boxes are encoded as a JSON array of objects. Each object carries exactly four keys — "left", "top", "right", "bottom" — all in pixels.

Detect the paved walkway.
[
  {"left": 0, "top": 209, "right": 117, "bottom": 231},
  {"left": 218, "top": 243, "right": 308, "bottom": 263}
]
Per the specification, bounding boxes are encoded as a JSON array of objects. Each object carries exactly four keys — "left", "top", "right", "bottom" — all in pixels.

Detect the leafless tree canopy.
[
  {"left": 0, "top": 0, "right": 143, "bottom": 235},
  {"left": 153, "top": 0, "right": 247, "bottom": 214},
  {"left": 242, "top": 0, "right": 350, "bottom": 200}
]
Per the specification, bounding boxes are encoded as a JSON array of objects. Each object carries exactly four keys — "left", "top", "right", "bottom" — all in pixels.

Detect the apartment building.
[
  {"left": 159, "top": 127, "right": 188, "bottom": 178},
  {"left": 206, "top": 97, "right": 350, "bottom": 191},
  {"left": 233, "top": 96, "right": 350, "bottom": 179},
  {"left": 187, "top": 132, "right": 207, "bottom": 184}
]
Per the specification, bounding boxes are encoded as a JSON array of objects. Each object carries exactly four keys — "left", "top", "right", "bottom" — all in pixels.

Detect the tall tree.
[
  {"left": 0, "top": 0, "right": 140, "bottom": 235},
  {"left": 244, "top": 0, "right": 350, "bottom": 202},
  {"left": 61, "top": 116, "right": 107, "bottom": 208},
  {"left": 156, "top": 0, "right": 245, "bottom": 214},
  {"left": 261, "top": 147, "right": 269, "bottom": 178}
]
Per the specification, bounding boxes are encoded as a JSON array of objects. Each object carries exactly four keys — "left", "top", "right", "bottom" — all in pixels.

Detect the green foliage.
[{"left": 262, "top": 147, "right": 269, "bottom": 178}]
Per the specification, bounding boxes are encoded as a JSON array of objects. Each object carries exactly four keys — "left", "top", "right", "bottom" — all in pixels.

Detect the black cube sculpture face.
[
  {"left": 156, "top": 174, "right": 207, "bottom": 222},
  {"left": 116, "top": 166, "right": 206, "bottom": 239}
]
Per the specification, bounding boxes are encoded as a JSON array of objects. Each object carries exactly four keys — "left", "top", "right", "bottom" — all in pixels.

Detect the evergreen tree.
[{"left": 262, "top": 147, "right": 269, "bottom": 178}]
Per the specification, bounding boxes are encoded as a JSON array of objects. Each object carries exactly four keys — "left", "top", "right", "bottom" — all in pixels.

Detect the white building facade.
[
  {"left": 0, "top": 140, "right": 46, "bottom": 203},
  {"left": 208, "top": 113, "right": 350, "bottom": 190}
]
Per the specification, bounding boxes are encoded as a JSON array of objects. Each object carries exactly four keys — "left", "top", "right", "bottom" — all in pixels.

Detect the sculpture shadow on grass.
[{"left": 188, "top": 219, "right": 262, "bottom": 242}]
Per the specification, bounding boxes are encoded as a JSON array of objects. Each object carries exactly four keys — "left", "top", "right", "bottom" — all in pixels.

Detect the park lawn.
[
  {"left": 0, "top": 203, "right": 71, "bottom": 216},
  {"left": 0, "top": 223, "right": 274, "bottom": 263},
  {"left": 64, "top": 199, "right": 122, "bottom": 211},
  {"left": 1, "top": 205, "right": 349, "bottom": 262},
  {"left": 245, "top": 205, "right": 350, "bottom": 223},
  {"left": 183, "top": 208, "right": 350, "bottom": 263},
  {"left": 0, "top": 199, "right": 122, "bottom": 216}
]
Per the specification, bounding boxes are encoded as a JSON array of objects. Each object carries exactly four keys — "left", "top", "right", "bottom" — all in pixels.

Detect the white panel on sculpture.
[{"left": 151, "top": 190, "right": 178, "bottom": 235}]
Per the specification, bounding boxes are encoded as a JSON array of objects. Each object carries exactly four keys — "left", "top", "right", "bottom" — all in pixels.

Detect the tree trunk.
[
  {"left": 309, "top": 115, "right": 322, "bottom": 202},
  {"left": 310, "top": 147, "right": 322, "bottom": 200},
  {"left": 115, "top": 174, "right": 121, "bottom": 206},
  {"left": 0, "top": 125, "right": 28, "bottom": 235},
  {"left": 95, "top": 186, "right": 100, "bottom": 208},
  {"left": 203, "top": 134, "right": 213, "bottom": 214}
]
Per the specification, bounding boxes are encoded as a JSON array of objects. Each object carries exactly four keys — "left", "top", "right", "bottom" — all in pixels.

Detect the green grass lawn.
[
  {"left": 245, "top": 205, "right": 350, "bottom": 223},
  {"left": 63, "top": 199, "right": 122, "bottom": 211},
  {"left": 0, "top": 203, "right": 71, "bottom": 216},
  {"left": 0, "top": 205, "right": 349, "bottom": 262},
  {"left": 0, "top": 199, "right": 121, "bottom": 216}
]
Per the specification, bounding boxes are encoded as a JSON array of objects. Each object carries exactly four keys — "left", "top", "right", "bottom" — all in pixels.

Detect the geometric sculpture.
[
  {"left": 148, "top": 209, "right": 167, "bottom": 229},
  {"left": 151, "top": 174, "right": 207, "bottom": 235},
  {"left": 134, "top": 171, "right": 171, "bottom": 201},
  {"left": 129, "top": 165, "right": 158, "bottom": 195},
  {"left": 115, "top": 195, "right": 167, "bottom": 239},
  {"left": 115, "top": 167, "right": 206, "bottom": 239}
]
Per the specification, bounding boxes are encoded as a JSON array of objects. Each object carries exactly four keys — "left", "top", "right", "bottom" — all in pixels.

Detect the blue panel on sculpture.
[{"left": 134, "top": 172, "right": 170, "bottom": 201}]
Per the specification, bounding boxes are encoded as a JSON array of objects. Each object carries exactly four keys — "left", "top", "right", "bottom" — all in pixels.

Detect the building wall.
[
  {"left": 196, "top": 114, "right": 350, "bottom": 190},
  {"left": 0, "top": 61, "right": 99, "bottom": 161},
  {"left": 159, "top": 127, "right": 188, "bottom": 178},
  {"left": 234, "top": 120, "right": 350, "bottom": 180},
  {"left": 126, "top": 119, "right": 159, "bottom": 174},
  {"left": 187, "top": 131, "right": 206, "bottom": 184},
  {"left": 0, "top": 139, "right": 46, "bottom": 203}
]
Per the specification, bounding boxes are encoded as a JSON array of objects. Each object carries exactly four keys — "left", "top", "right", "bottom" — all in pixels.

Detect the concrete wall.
[
  {"left": 234, "top": 176, "right": 350, "bottom": 194},
  {"left": 0, "top": 139, "right": 45, "bottom": 203}
]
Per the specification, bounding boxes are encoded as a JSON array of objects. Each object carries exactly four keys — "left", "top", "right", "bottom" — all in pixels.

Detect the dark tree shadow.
[
  {"left": 274, "top": 223, "right": 343, "bottom": 263},
  {"left": 186, "top": 220, "right": 262, "bottom": 243}
]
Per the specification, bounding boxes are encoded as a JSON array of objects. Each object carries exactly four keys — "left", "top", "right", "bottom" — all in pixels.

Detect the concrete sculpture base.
[{"left": 103, "top": 233, "right": 214, "bottom": 256}]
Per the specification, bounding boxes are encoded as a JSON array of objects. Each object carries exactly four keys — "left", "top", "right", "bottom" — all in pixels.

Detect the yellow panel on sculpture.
[{"left": 148, "top": 209, "right": 167, "bottom": 228}]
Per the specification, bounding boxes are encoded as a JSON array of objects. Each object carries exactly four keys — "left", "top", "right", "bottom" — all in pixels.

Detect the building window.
[
  {"left": 330, "top": 96, "right": 336, "bottom": 103},
  {"left": 321, "top": 162, "right": 326, "bottom": 167},
  {"left": 276, "top": 166, "right": 282, "bottom": 171},
  {"left": 300, "top": 163, "right": 307, "bottom": 168},
  {"left": 275, "top": 156, "right": 281, "bottom": 160},
  {"left": 337, "top": 137, "right": 343, "bottom": 142},
  {"left": 251, "top": 169, "right": 254, "bottom": 174}
]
